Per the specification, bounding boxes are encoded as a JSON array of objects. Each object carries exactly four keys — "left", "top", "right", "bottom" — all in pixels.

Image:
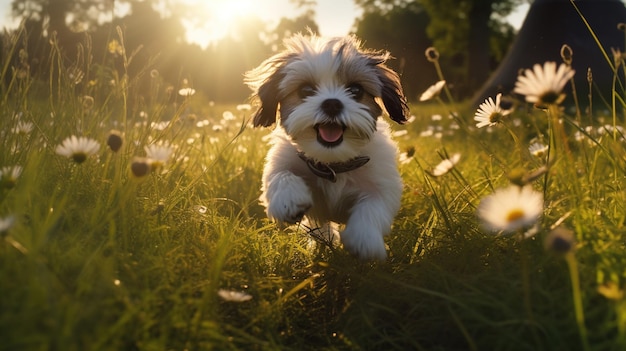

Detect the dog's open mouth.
[{"left": 315, "top": 123, "right": 346, "bottom": 147}]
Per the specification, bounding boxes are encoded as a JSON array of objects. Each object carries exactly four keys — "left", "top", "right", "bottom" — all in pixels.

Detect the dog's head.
[{"left": 245, "top": 34, "right": 409, "bottom": 162}]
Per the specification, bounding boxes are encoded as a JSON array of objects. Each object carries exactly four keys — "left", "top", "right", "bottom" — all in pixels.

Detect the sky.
[{"left": 0, "top": 0, "right": 530, "bottom": 47}]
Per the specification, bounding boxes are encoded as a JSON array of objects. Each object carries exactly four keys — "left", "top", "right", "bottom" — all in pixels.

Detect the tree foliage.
[{"left": 355, "top": 0, "right": 520, "bottom": 96}]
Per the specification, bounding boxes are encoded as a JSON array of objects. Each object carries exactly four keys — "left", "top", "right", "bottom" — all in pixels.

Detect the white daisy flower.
[
  {"left": 529, "top": 142, "right": 549, "bottom": 159},
  {"left": 431, "top": 153, "right": 461, "bottom": 177},
  {"left": 12, "top": 121, "right": 34, "bottom": 135},
  {"left": 419, "top": 80, "right": 446, "bottom": 101},
  {"left": 477, "top": 185, "right": 544, "bottom": 234},
  {"left": 514, "top": 61, "right": 575, "bottom": 105},
  {"left": 178, "top": 87, "right": 196, "bottom": 96},
  {"left": 236, "top": 104, "right": 252, "bottom": 111},
  {"left": 398, "top": 146, "right": 416, "bottom": 165},
  {"left": 145, "top": 143, "right": 174, "bottom": 169},
  {"left": 1, "top": 165, "right": 23, "bottom": 188},
  {"left": 474, "top": 93, "right": 512, "bottom": 128},
  {"left": 0, "top": 215, "right": 15, "bottom": 235},
  {"left": 217, "top": 289, "right": 253, "bottom": 302},
  {"left": 55, "top": 136, "right": 100, "bottom": 163}
]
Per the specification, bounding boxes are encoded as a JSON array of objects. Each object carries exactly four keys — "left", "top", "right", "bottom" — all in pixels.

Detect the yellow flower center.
[
  {"left": 539, "top": 91, "right": 563, "bottom": 105},
  {"left": 506, "top": 208, "right": 526, "bottom": 223},
  {"left": 489, "top": 112, "right": 502, "bottom": 123},
  {"left": 72, "top": 153, "right": 87, "bottom": 163}
]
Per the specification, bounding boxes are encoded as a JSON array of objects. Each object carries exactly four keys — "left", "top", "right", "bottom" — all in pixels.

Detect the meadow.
[{"left": 1, "top": 24, "right": 626, "bottom": 351}]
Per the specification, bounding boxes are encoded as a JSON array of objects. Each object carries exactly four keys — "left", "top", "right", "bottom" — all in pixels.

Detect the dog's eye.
[
  {"left": 347, "top": 83, "right": 364, "bottom": 100},
  {"left": 298, "top": 84, "right": 316, "bottom": 99}
]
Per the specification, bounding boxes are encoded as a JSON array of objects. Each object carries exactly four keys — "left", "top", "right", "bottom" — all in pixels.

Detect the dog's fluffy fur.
[{"left": 245, "top": 34, "right": 409, "bottom": 260}]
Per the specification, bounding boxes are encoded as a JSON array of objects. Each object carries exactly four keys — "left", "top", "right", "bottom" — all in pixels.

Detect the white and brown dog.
[{"left": 245, "top": 34, "right": 409, "bottom": 260}]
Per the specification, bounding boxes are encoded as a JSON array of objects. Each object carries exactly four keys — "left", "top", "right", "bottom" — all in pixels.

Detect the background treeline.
[{"left": 2, "top": 0, "right": 522, "bottom": 102}]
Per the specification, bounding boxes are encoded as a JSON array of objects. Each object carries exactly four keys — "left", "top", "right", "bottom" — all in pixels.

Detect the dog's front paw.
[
  {"left": 340, "top": 224, "right": 387, "bottom": 261},
  {"left": 265, "top": 173, "right": 313, "bottom": 224}
]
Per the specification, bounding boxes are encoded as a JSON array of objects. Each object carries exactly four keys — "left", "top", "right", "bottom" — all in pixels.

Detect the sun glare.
[{"left": 183, "top": 0, "right": 259, "bottom": 48}]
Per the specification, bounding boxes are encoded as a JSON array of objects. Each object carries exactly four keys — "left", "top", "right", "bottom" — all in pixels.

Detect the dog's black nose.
[{"left": 321, "top": 98, "right": 343, "bottom": 117}]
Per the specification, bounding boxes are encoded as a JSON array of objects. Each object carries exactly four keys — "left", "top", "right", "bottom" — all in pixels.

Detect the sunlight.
[{"left": 181, "top": 0, "right": 259, "bottom": 48}]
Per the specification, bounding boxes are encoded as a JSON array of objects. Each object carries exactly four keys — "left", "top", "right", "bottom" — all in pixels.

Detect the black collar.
[{"left": 297, "top": 152, "right": 370, "bottom": 183}]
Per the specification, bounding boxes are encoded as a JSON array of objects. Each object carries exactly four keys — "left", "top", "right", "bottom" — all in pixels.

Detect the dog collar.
[{"left": 297, "top": 152, "right": 370, "bottom": 183}]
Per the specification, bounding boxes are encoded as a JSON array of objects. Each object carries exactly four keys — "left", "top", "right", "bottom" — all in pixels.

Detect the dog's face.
[{"left": 246, "top": 35, "right": 409, "bottom": 163}]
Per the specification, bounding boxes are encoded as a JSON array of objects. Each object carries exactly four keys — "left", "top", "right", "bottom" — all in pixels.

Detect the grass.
[{"left": 2, "top": 25, "right": 626, "bottom": 351}]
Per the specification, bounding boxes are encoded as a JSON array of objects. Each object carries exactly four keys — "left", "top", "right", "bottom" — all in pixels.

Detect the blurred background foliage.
[{"left": 3, "top": 0, "right": 523, "bottom": 102}]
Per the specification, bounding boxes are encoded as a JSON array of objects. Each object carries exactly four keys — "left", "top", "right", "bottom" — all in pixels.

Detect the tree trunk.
[{"left": 468, "top": 0, "right": 494, "bottom": 93}]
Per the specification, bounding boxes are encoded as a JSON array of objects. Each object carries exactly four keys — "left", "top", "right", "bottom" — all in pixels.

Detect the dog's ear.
[
  {"left": 377, "top": 64, "right": 410, "bottom": 124},
  {"left": 245, "top": 54, "right": 293, "bottom": 127}
]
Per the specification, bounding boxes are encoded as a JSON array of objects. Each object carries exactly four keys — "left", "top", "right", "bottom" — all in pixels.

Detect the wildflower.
[
  {"left": 82, "top": 95, "right": 95, "bottom": 110},
  {"left": 178, "top": 87, "right": 196, "bottom": 96},
  {"left": 477, "top": 185, "right": 543, "bottom": 234},
  {"left": 430, "top": 153, "right": 460, "bottom": 177},
  {"left": 107, "top": 130, "right": 123, "bottom": 152},
  {"left": 222, "top": 111, "right": 236, "bottom": 121},
  {"left": 12, "top": 121, "right": 34, "bottom": 135},
  {"left": 544, "top": 226, "right": 575, "bottom": 255},
  {"left": 0, "top": 215, "right": 15, "bottom": 236},
  {"left": 55, "top": 136, "right": 100, "bottom": 163},
  {"left": 0, "top": 166, "right": 23, "bottom": 189},
  {"left": 392, "top": 130, "right": 408, "bottom": 137},
  {"left": 419, "top": 80, "right": 446, "bottom": 102},
  {"left": 145, "top": 143, "right": 174, "bottom": 169},
  {"left": 107, "top": 39, "right": 123, "bottom": 55},
  {"left": 529, "top": 142, "right": 549, "bottom": 159},
  {"left": 424, "top": 47, "right": 440, "bottom": 62},
  {"left": 560, "top": 44, "right": 573, "bottom": 65},
  {"left": 236, "top": 104, "right": 252, "bottom": 111},
  {"left": 474, "top": 93, "right": 511, "bottom": 128},
  {"left": 513, "top": 61, "right": 575, "bottom": 105},
  {"left": 130, "top": 157, "right": 151, "bottom": 177},
  {"left": 217, "top": 289, "right": 252, "bottom": 302},
  {"left": 398, "top": 146, "right": 416, "bottom": 165}
]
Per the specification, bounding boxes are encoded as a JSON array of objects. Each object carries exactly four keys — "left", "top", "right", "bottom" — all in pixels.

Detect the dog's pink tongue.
[{"left": 318, "top": 124, "right": 343, "bottom": 143}]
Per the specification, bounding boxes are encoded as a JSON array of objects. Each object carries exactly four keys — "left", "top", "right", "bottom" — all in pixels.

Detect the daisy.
[
  {"left": 145, "top": 143, "right": 174, "bottom": 169},
  {"left": 529, "top": 142, "right": 549, "bottom": 159},
  {"left": 0, "top": 215, "right": 15, "bottom": 235},
  {"left": 107, "top": 130, "right": 123, "bottom": 152},
  {"left": 544, "top": 226, "right": 575, "bottom": 255},
  {"left": 419, "top": 80, "right": 446, "bottom": 101},
  {"left": 398, "top": 146, "right": 416, "bottom": 165},
  {"left": 130, "top": 157, "right": 151, "bottom": 177},
  {"left": 513, "top": 61, "right": 575, "bottom": 105},
  {"left": 474, "top": 93, "right": 512, "bottom": 128},
  {"left": 1, "top": 165, "right": 23, "bottom": 188},
  {"left": 430, "top": 153, "right": 461, "bottom": 177},
  {"left": 217, "top": 289, "right": 253, "bottom": 302},
  {"left": 236, "top": 104, "right": 252, "bottom": 111},
  {"left": 477, "top": 185, "right": 543, "bottom": 234},
  {"left": 12, "top": 121, "right": 34, "bottom": 135},
  {"left": 178, "top": 87, "right": 196, "bottom": 96},
  {"left": 55, "top": 136, "right": 100, "bottom": 163}
]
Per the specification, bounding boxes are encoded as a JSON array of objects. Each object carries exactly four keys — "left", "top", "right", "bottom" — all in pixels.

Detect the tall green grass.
[{"left": 1, "top": 22, "right": 626, "bottom": 350}]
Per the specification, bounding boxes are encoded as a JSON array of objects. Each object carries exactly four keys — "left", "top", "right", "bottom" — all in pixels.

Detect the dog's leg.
[
  {"left": 263, "top": 171, "right": 313, "bottom": 224},
  {"left": 340, "top": 197, "right": 396, "bottom": 260}
]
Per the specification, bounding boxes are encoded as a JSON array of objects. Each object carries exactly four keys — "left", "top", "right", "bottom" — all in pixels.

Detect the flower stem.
[{"left": 565, "top": 252, "right": 591, "bottom": 351}]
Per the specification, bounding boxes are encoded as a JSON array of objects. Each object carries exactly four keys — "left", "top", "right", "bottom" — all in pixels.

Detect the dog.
[{"left": 245, "top": 34, "right": 409, "bottom": 260}]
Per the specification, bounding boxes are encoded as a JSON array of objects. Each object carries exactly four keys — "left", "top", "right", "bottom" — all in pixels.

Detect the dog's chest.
[{"left": 307, "top": 176, "right": 360, "bottom": 222}]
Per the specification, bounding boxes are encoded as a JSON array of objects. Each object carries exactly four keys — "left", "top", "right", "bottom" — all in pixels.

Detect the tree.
[
  {"left": 354, "top": 0, "right": 520, "bottom": 97},
  {"left": 354, "top": 2, "right": 437, "bottom": 99},
  {"left": 420, "top": 0, "right": 521, "bottom": 94}
]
